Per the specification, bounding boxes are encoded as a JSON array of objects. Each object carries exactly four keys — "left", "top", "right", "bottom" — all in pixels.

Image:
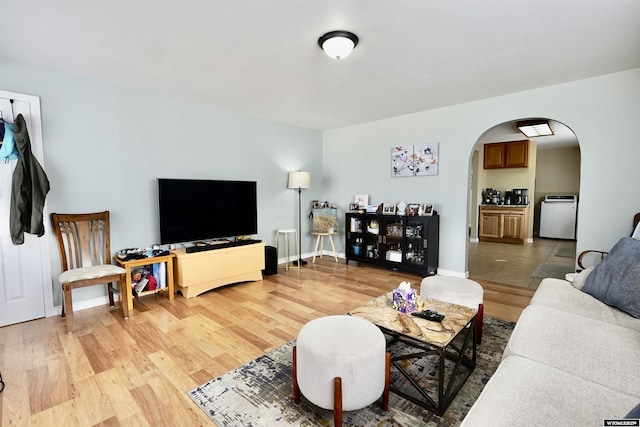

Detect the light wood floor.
[{"left": 0, "top": 258, "right": 534, "bottom": 426}]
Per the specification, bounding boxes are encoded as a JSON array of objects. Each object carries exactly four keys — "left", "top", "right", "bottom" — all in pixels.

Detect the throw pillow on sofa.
[
  {"left": 626, "top": 402, "right": 640, "bottom": 418},
  {"left": 582, "top": 237, "right": 640, "bottom": 318}
]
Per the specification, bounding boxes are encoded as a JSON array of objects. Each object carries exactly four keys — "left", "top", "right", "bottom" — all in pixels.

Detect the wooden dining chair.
[{"left": 50, "top": 211, "right": 129, "bottom": 333}]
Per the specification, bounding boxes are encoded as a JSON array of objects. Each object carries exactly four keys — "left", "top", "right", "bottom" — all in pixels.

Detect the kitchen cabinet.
[
  {"left": 345, "top": 212, "right": 439, "bottom": 275},
  {"left": 503, "top": 212, "right": 525, "bottom": 239},
  {"left": 483, "top": 143, "right": 505, "bottom": 169},
  {"left": 479, "top": 206, "right": 528, "bottom": 244},
  {"left": 479, "top": 211, "right": 501, "bottom": 238},
  {"left": 483, "top": 140, "right": 529, "bottom": 169}
]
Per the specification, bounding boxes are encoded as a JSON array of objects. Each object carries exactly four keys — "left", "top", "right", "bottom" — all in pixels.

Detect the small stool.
[
  {"left": 276, "top": 228, "right": 299, "bottom": 271},
  {"left": 420, "top": 276, "right": 484, "bottom": 344},
  {"left": 293, "top": 315, "right": 390, "bottom": 427},
  {"left": 312, "top": 232, "right": 339, "bottom": 263}
]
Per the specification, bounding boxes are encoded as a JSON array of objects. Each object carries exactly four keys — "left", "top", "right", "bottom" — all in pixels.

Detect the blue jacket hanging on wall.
[{"left": 10, "top": 114, "right": 50, "bottom": 245}]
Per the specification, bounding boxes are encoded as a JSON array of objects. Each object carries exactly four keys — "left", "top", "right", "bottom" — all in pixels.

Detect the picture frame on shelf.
[
  {"left": 407, "top": 203, "right": 421, "bottom": 216},
  {"left": 382, "top": 203, "right": 396, "bottom": 215},
  {"left": 423, "top": 203, "right": 434, "bottom": 216},
  {"left": 354, "top": 195, "right": 369, "bottom": 209},
  {"left": 349, "top": 202, "right": 359, "bottom": 211}
]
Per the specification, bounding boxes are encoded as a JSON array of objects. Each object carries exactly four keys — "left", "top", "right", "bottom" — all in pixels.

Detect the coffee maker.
[
  {"left": 512, "top": 188, "right": 529, "bottom": 205},
  {"left": 504, "top": 190, "right": 513, "bottom": 205}
]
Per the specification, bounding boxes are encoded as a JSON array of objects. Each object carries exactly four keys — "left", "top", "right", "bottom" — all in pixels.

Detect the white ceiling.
[{"left": 2, "top": 1, "right": 640, "bottom": 132}]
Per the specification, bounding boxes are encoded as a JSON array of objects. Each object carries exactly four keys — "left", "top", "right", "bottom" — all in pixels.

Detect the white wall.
[
  {"left": 323, "top": 69, "right": 640, "bottom": 276},
  {"left": 2, "top": 59, "right": 323, "bottom": 308}
]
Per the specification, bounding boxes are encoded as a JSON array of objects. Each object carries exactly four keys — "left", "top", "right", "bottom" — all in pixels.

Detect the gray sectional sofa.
[{"left": 461, "top": 238, "right": 640, "bottom": 426}]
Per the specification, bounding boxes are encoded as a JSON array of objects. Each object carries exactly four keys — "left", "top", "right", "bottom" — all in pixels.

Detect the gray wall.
[
  {"left": 2, "top": 59, "right": 323, "bottom": 308},
  {"left": 323, "top": 69, "right": 640, "bottom": 276},
  {"left": 3, "top": 57, "right": 639, "bottom": 308}
]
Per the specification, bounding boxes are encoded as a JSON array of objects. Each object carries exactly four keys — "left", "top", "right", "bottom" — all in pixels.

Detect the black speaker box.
[{"left": 263, "top": 245, "right": 277, "bottom": 275}]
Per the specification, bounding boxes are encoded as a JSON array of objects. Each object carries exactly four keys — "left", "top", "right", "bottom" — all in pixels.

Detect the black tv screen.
[{"left": 158, "top": 178, "right": 258, "bottom": 244}]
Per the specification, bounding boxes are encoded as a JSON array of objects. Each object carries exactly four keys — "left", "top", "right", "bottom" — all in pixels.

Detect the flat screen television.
[{"left": 158, "top": 178, "right": 258, "bottom": 244}]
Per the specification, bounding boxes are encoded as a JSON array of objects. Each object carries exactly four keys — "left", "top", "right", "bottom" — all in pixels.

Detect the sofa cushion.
[
  {"left": 530, "top": 279, "right": 640, "bottom": 330},
  {"left": 571, "top": 267, "right": 593, "bottom": 290},
  {"left": 503, "top": 305, "right": 640, "bottom": 398},
  {"left": 460, "top": 356, "right": 640, "bottom": 427},
  {"left": 582, "top": 237, "right": 640, "bottom": 318}
]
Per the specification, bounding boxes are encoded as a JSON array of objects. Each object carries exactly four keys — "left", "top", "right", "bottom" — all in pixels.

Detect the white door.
[{"left": 0, "top": 91, "right": 50, "bottom": 327}]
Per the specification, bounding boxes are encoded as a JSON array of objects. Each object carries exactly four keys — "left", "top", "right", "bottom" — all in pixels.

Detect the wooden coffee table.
[{"left": 349, "top": 292, "right": 477, "bottom": 415}]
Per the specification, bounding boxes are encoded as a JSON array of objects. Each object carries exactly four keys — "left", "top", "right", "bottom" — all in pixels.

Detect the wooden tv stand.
[{"left": 173, "top": 242, "right": 265, "bottom": 298}]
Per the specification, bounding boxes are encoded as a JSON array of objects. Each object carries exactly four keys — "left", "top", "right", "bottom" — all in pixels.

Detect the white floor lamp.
[{"left": 288, "top": 171, "right": 311, "bottom": 266}]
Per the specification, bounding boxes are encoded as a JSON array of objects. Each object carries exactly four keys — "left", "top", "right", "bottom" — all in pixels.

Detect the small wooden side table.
[
  {"left": 116, "top": 253, "right": 175, "bottom": 312},
  {"left": 312, "top": 232, "right": 339, "bottom": 263}
]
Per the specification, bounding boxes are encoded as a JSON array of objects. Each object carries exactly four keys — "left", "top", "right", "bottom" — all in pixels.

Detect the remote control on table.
[{"left": 411, "top": 310, "right": 445, "bottom": 322}]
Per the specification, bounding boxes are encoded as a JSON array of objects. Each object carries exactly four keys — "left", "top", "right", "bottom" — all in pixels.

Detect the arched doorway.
[{"left": 467, "top": 118, "right": 580, "bottom": 289}]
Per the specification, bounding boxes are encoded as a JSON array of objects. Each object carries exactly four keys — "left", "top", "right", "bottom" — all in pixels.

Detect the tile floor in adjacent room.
[{"left": 467, "top": 238, "right": 577, "bottom": 290}]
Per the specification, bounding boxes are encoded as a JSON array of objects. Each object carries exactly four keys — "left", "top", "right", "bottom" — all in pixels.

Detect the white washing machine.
[{"left": 539, "top": 195, "right": 578, "bottom": 239}]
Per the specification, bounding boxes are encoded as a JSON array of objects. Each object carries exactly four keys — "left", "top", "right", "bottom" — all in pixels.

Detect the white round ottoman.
[
  {"left": 293, "top": 315, "right": 390, "bottom": 426},
  {"left": 420, "top": 276, "right": 484, "bottom": 344}
]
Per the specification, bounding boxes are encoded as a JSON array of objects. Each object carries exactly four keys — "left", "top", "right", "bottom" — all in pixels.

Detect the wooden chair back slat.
[{"left": 51, "top": 211, "right": 113, "bottom": 272}]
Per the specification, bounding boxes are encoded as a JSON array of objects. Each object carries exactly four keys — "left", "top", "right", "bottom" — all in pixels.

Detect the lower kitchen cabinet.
[{"left": 479, "top": 206, "right": 528, "bottom": 244}]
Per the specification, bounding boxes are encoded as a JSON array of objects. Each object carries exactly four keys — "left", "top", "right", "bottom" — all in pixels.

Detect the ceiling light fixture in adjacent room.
[
  {"left": 517, "top": 120, "right": 554, "bottom": 137},
  {"left": 318, "top": 30, "right": 359, "bottom": 60}
]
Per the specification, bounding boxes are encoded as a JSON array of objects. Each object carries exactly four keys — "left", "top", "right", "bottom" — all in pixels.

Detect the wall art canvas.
[
  {"left": 391, "top": 146, "right": 415, "bottom": 177},
  {"left": 414, "top": 143, "right": 439, "bottom": 176},
  {"left": 391, "top": 143, "right": 439, "bottom": 177}
]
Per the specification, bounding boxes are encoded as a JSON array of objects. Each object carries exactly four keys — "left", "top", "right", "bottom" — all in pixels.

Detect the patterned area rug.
[
  {"left": 531, "top": 263, "right": 575, "bottom": 280},
  {"left": 188, "top": 316, "right": 515, "bottom": 427}
]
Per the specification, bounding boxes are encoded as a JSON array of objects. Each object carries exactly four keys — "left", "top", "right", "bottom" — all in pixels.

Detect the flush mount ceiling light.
[
  {"left": 517, "top": 120, "right": 554, "bottom": 137},
  {"left": 318, "top": 30, "right": 359, "bottom": 60}
]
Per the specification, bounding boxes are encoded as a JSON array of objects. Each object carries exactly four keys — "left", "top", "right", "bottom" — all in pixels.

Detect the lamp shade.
[{"left": 288, "top": 171, "right": 311, "bottom": 189}]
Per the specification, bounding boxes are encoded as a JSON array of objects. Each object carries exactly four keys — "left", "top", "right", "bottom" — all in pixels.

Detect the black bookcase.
[{"left": 345, "top": 212, "right": 439, "bottom": 276}]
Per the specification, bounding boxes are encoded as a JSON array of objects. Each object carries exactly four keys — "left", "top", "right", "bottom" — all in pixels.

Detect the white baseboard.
[
  {"left": 48, "top": 294, "right": 121, "bottom": 318},
  {"left": 278, "top": 250, "right": 345, "bottom": 264}
]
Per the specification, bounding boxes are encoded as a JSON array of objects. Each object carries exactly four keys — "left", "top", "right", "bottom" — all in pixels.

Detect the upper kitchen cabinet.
[{"left": 483, "top": 140, "right": 529, "bottom": 169}]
